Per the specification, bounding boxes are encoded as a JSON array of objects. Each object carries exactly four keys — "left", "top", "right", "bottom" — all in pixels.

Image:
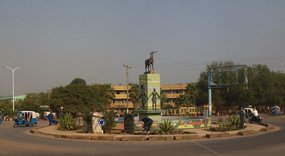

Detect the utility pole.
[
  {"left": 123, "top": 64, "right": 131, "bottom": 114},
  {"left": 5, "top": 66, "right": 21, "bottom": 112}
]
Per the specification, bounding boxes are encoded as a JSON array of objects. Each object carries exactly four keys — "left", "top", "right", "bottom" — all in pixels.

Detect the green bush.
[
  {"left": 159, "top": 120, "right": 176, "bottom": 134},
  {"left": 102, "top": 110, "right": 116, "bottom": 133},
  {"left": 227, "top": 115, "right": 240, "bottom": 130},
  {"left": 215, "top": 116, "right": 241, "bottom": 132},
  {"left": 82, "top": 112, "right": 93, "bottom": 133},
  {"left": 59, "top": 113, "right": 78, "bottom": 131},
  {"left": 217, "top": 117, "right": 227, "bottom": 132}
]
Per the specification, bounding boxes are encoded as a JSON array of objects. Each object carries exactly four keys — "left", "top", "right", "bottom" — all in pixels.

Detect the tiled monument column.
[{"left": 138, "top": 72, "right": 162, "bottom": 122}]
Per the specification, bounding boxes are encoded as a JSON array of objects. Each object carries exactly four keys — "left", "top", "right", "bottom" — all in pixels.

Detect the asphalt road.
[{"left": 0, "top": 115, "right": 284, "bottom": 156}]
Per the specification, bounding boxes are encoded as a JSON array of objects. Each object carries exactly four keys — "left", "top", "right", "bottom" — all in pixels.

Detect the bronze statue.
[
  {"left": 148, "top": 88, "right": 160, "bottom": 110},
  {"left": 145, "top": 51, "right": 158, "bottom": 73},
  {"left": 139, "top": 85, "right": 148, "bottom": 109}
]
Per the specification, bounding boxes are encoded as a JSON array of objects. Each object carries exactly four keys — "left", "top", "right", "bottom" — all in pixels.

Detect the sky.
[{"left": 1, "top": 0, "right": 285, "bottom": 96}]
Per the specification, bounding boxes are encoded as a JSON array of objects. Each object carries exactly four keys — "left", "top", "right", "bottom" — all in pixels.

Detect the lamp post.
[
  {"left": 5, "top": 66, "right": 21, "bottom": 112},
  {"left": 123, "top": 64, "right": 131, "bottom": 114}
]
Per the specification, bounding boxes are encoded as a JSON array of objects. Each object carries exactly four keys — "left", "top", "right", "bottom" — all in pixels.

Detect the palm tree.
[
  {"left": 186, "top": 83, "right": 198, "bottom": 105},
  {"left": 129, "top": 83, "right": 140, "bottom": 112},
  {"left": 175, "top": 83, "right": 198, "bottom": 115}
]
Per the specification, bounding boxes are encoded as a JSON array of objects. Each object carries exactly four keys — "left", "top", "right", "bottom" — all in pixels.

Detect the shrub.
[
  {"left": 217, "top": 117, "right": 227, "bottom": 132},
  {"left": 59, "top": 113, "right": 78, "bottom": 131},
  {"left": 227, "top": 115, "right": 240, "bottom": 130},
  {"left": 215, "top": 116, "right": 241, "bottom": 132},
  {"left": 159, "top": 120, "right": 176, "bottom": 134},
  {"left": 102, "top": 110, "right": 116, "bottom": 133},
  {"left": 82, "top": 112, "right": 93, "bottom": 133}
]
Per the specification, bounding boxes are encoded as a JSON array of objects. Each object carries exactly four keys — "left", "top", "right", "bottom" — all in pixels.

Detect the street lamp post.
[
  {"left": 5, "top": 66, "right": 21, "bottom": 112},
  {"left": 123, "top": 64, "right": 131, "bottom": 114}
]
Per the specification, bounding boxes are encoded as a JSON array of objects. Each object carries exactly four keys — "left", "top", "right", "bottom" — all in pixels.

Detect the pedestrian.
[
  {"left": 142, "top": 117, "right": 153, "bottom": 134},
  {"left": 47, "top": 112, "right": 54, "bottom": 126}
]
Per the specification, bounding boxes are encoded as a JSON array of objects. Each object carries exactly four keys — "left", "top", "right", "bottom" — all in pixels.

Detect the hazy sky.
[{"left": 1, "top": 0, "right": 285, "bottom": 96}]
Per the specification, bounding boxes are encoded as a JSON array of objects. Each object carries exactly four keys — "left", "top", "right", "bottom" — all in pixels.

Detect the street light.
[
  {"left": 123, "top": 64, "right": 131, "bottom": 114},
  {"left": 5, "top": 66, "right": 21, "bottom": 112}
]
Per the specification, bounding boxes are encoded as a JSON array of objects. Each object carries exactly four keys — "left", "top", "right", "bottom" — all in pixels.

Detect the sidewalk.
[{"left": 30, "top": 123, "right": 277, "bottom": 141}]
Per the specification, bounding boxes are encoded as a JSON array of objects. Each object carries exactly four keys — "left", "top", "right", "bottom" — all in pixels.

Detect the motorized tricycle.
[{"left": 14, "top": 111, "right": 38, "bottom": 127}]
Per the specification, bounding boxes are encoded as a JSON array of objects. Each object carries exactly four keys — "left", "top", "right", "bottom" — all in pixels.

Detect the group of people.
[{"left": 240, "top": 107, "right": 262, "bottom": 124}]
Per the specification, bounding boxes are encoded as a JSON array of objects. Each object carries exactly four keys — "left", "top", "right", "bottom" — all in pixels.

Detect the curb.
[
  {"left": 237, "top": 130, "right": 256, "bottom": 136},
  {"left": 205, "top": 132, "right": 230, "bottom": 138},
  {"left": 30, "top": 123, "right": 276, "bottom": 141}
]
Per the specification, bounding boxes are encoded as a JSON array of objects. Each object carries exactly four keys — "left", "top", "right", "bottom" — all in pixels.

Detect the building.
[
  {"left": 0, "top": 95, "right": 26, "bottom": 101},
  {"left": 110, "top": 83, "right": 188, "bottom": 115}
]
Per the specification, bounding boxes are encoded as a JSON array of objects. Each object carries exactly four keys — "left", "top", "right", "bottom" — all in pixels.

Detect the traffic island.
[{"left": 30, "top": 122, "right": 276, "bottom": 141}]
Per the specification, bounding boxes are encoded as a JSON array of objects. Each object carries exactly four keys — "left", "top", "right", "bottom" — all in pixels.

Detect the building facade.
[{"left": 110, "top": 83, "right": 188, "bottom": 115}]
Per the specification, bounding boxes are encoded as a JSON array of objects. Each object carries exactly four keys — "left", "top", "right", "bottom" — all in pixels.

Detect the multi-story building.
[{"left": 110, "top": 83, "right": 188, "bottom": 114}]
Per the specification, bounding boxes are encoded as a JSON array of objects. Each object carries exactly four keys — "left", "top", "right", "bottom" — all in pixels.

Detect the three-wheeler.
[{"left": 14, "top": 111, "right": 38, "bottom": 127}]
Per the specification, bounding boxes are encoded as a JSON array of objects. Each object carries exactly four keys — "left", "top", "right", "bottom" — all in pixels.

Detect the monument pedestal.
[
  {"left": 137, "top": 109, "right": 163, "bottom": 122},
  {"left": 137, "top": 73, "right": 162, "bottom": 122}
]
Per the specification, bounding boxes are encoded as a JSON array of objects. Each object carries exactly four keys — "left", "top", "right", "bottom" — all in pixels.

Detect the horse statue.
[{"left": 145, "top": 51, "right": 158, "bottom": 73}]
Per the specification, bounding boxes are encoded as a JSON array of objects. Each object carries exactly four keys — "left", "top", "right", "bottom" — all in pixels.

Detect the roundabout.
[
  {"left": 30, "top": 121, "right": 274, "bottom": 141},
  {"left": 0, "top": 115, "right": 284, "bottom": 156}
]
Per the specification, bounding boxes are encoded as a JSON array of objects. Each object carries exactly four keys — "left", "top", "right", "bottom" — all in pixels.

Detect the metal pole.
[
  {"left": 5, "top": 66, "right": 21, "bottom": 112},
  {"left": 123, "top": 65, "right": 131, "bottom": 114},
  {"left": 208, "top": 70, "right": 212, "bottom": 116}
]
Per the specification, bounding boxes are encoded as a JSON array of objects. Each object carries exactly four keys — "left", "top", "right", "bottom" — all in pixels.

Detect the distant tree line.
[
  {"left": 176, "top": 61, "right": 285, "bottom": 114},
  {"left": 1, "top": 61, "right": 284, "bottom": 119}
]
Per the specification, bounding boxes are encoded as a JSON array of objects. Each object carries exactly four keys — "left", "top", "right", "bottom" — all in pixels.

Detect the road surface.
[{"left": 0, "top": 115, "right": 284, "bottom": 156}]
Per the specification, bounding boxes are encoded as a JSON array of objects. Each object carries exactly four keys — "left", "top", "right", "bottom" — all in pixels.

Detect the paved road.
[{"left": 0, "top": 115, "right": 284, "bottom": 156}]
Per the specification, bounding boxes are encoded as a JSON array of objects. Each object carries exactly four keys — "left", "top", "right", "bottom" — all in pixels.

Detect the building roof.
[
  {"left": 160, "top": 83, "right": 188, "bottom": 90},
  {"left": 0, "top": 95, "right": 26, "bottom": 101}
]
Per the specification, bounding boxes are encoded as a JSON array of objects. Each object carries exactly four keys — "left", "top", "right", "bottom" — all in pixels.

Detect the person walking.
[{"left": 47, "top": 112, "right": 54, "bottom": 126}]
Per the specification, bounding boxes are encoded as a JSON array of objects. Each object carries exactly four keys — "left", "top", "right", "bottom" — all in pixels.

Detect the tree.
[
  {"left": 129, "top": 83, "right": 140, "bottom": 111},
  {"left": 17, "top": 92, "right": 49, "bottom": 115},
  {"left": 0, "top": 100, "right": 14, "bottom": 117},
  {"left": 196, "top": 61, "right": 248, "bottom": 114},
  {"left": 159, "top": 91, "right": 167, "bottom": 109},
  {"left": 197, "top": 61, "right": 285, "bottom": 114},
  {"left": 176, "top": 83, "right": 198, "bottom": 108},
  {"left": 70, "top": 78, "right": 87, "bottom": 85},
  {"left": 49, "top": 78, "right": 114, "bottom": 133}
]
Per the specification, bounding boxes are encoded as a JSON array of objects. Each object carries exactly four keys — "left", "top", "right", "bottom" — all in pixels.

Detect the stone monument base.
[{"left": 137, "top": 109, "right": 164, "bottom": 122}]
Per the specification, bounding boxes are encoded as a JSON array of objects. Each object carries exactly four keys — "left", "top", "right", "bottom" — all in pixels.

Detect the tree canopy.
[
  {"left": 49, "top": 79, "right": 114, "bottom": 115},
  {"left": 196, "top": 61, "right": 285, "bottom": 113}
]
